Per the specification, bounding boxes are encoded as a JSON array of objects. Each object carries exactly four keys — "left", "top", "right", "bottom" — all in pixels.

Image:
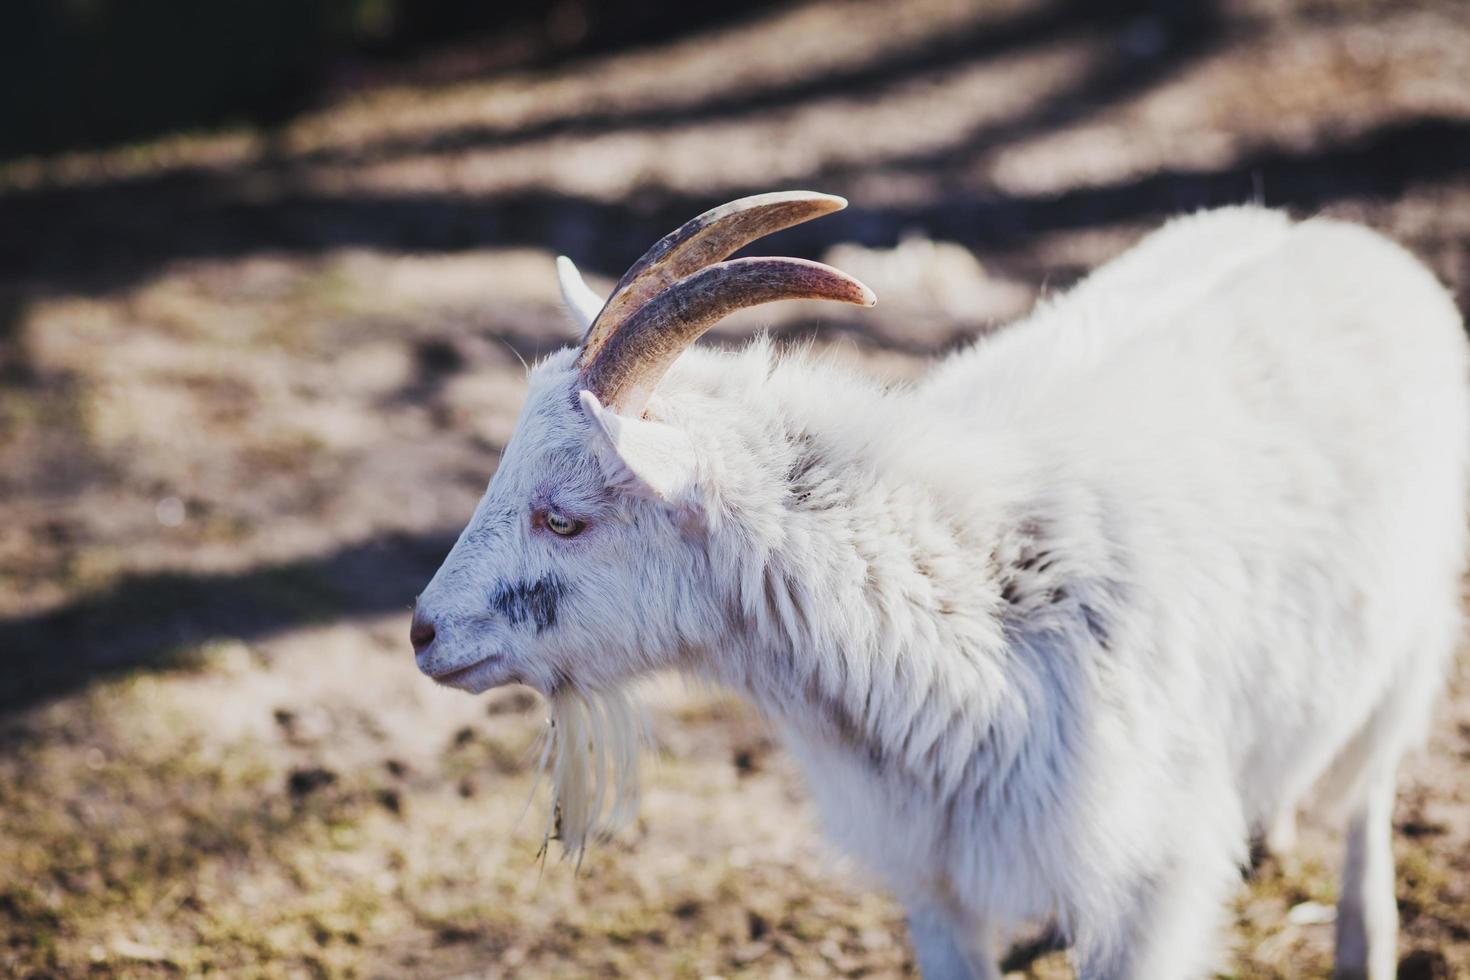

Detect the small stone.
[
  {"left": 1286, "top": 901, "right": 1336, "bottom": 926},
  {"left": 287, "top": 767, "right": 337, "bottom": 797},
  {"left": 111, "top": 939, "right": 170, "bottom": 962}
]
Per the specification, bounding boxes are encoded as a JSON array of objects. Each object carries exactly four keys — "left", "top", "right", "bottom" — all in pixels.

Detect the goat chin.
[{"left": 535, "top": 685, "right": 643, "bottom": 864}]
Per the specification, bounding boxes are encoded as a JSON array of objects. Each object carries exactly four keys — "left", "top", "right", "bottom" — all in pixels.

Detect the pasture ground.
[{"left": 2, "top": 0, "right": 1469, "bottom": 975}]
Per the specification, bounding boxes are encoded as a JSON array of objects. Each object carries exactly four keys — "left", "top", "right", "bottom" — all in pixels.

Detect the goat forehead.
[
  {"left": 451, "top": 351, "right": 609, "bottom": 544},
  {"left": 485, "top": 441, "right": 603, "bottom": 512},
  {"left": 479, "top": 408, "right": 581, "bottom": 503},
  {"left": 494, "top": 373, "right": 587, "bottom": 473}
]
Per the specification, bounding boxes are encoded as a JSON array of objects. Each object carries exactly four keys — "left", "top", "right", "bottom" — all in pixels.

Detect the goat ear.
[
  {"left": 578, "top": 389, "right": 698, "bottom": 504},
  {"left": 557, "top": 257, "right": 606, "bottom": 333}
]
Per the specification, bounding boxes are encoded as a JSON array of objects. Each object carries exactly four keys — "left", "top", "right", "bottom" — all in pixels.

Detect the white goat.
[{"left": 411, "top": 192, "right": 1467, "bottom": 979}]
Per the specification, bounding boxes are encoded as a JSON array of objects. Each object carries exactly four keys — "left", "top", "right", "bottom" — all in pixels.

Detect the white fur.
[
  {"left": 536, "top": 686, "right": 642, "bottom": 864},
  {"left": 414, "top": 207, "right": 1468, "bottom": 978}
]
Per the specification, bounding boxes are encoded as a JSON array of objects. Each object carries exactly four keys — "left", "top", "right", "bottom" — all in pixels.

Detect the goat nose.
[{"left": 409, "top": 610, "right": 437, "bottom": 654}]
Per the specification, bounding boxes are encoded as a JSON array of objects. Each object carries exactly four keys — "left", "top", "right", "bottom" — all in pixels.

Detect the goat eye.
[{"left": 545, "top": 510, "right": 583, "bottom": 537}]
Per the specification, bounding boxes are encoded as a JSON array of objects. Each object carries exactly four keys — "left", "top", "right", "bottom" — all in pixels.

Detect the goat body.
[{"left": 414, "top": 205, "right": 1468, "bottom": 979}]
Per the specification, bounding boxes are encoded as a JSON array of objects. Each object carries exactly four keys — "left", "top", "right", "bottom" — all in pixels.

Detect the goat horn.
[
  {"left": 581, "top": 256, "right": 876, "bottom": 414},
  {"left": 578, "top": 191, "right": 849, "bottom": 366}
]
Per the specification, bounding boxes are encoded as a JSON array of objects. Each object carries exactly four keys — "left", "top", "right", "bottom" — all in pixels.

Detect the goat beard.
[{"left": 532, "top": 685, "right": 642, "bottom": 864}]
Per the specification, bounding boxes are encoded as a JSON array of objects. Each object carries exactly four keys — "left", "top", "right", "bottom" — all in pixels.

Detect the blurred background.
[{"left": 2, "top": 0, "right": 1468, "bottom": 976}]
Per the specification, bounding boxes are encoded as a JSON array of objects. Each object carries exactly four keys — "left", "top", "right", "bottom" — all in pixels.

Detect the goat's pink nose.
[{"left": 409, "top": 610, "right": 437, "bottom": 654}]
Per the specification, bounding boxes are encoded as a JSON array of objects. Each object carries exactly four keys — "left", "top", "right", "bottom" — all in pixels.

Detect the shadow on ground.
[{"left": 0, "top": 530, "right": 457, "bottom": 711}]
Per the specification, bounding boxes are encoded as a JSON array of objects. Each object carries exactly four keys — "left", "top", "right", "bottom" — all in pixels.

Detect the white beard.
[{"left": 535, "top": 685, "right": 642, "bottom": 864}]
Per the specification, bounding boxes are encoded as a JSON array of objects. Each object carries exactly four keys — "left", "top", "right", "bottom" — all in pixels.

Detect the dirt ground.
[{"left": 2, "top": 0, "right": 1469, "bottom": 976}]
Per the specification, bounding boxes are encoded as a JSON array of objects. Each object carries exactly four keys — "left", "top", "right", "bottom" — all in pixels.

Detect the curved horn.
[
  {"left": 578, "top": 191, "right": 848, "bottom": 366},
  {"left": 581, "top": 256, "right": 876, "bottom": 414}
]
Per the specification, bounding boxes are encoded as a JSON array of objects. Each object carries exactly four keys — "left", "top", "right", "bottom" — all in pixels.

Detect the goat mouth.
[{"left": 430, "top": 656, "right": 504, "bottom": 687}]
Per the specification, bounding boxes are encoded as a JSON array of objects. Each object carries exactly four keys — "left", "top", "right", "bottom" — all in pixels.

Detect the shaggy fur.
[
  {"left": 413, "top": 206, "right": 1468, "bottom": 979},
  {"left": 535, "top": 686, "right": 642, "bottom": 863}
]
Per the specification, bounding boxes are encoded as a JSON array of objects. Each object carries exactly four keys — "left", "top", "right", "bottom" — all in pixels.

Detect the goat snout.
[{"left": 409, "top": 608, "right": 437, "bottom": 655}]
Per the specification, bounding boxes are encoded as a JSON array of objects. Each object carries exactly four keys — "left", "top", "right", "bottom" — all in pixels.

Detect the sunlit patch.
[{"left": 530, "top": 686, "right": 643, "bottom": 865}]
